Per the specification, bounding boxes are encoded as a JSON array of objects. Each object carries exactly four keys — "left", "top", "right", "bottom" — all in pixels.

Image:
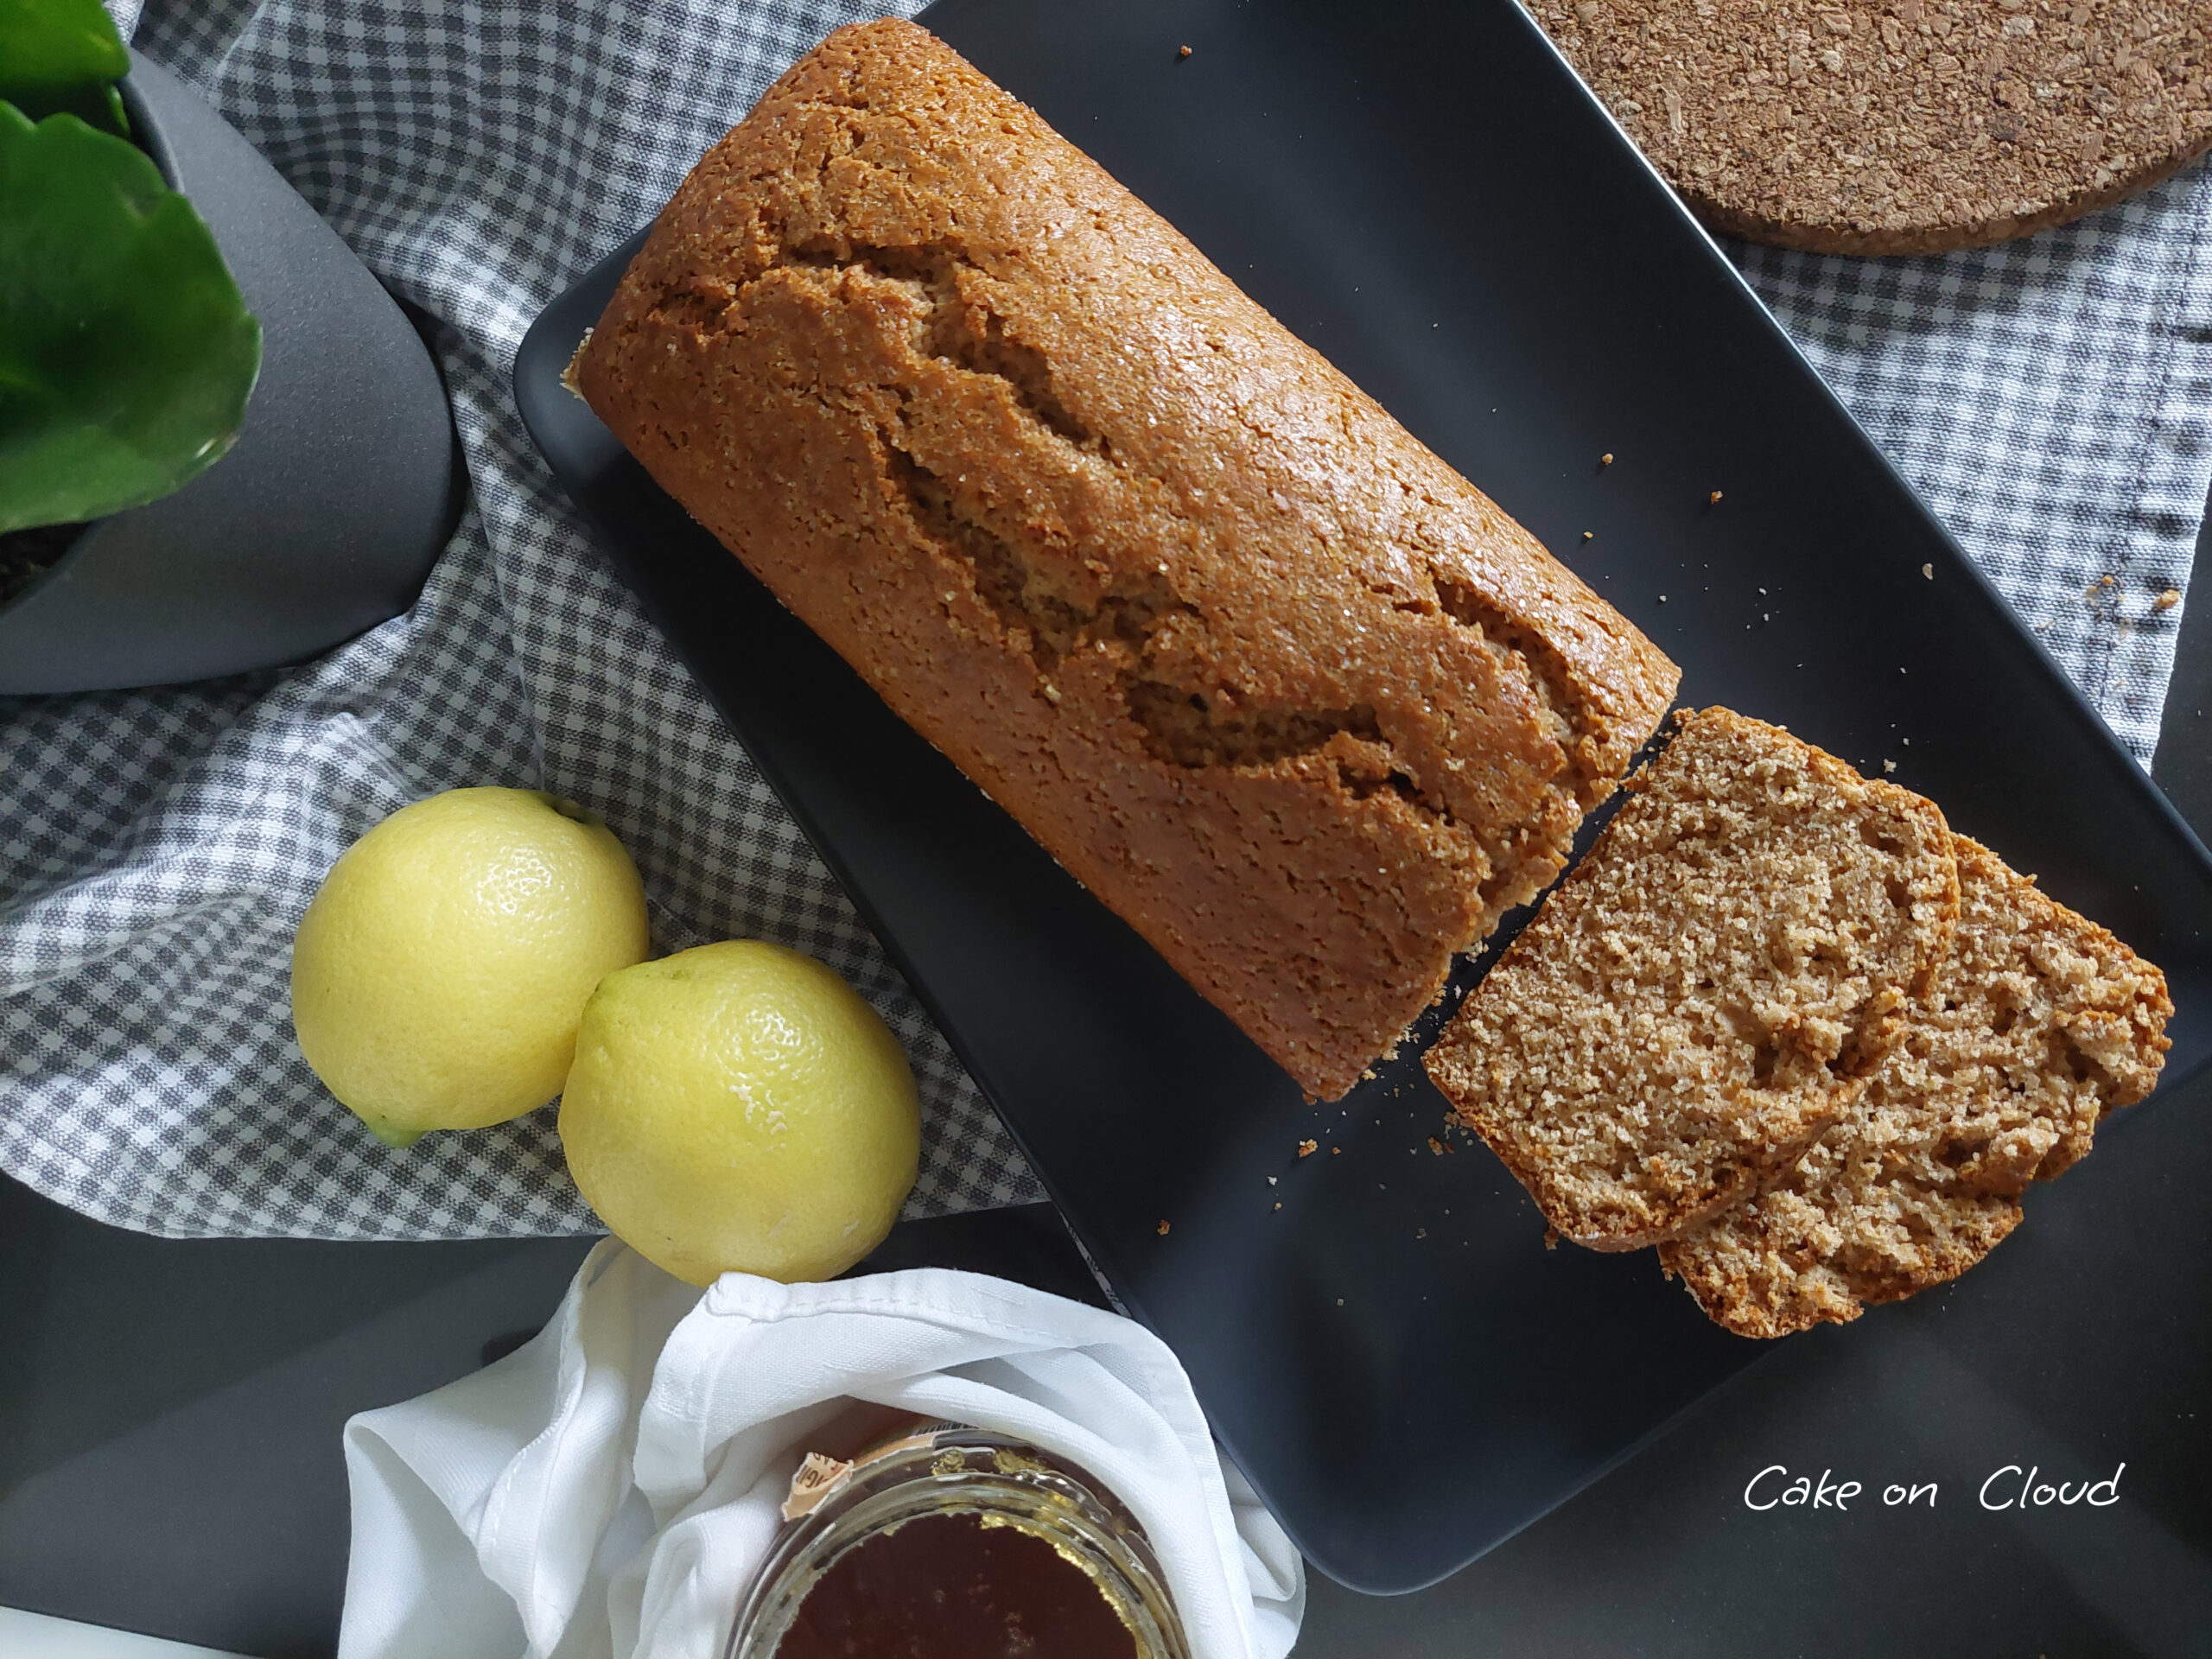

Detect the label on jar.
[
  {"left": 779, "top": 1418, "right": 962, "bottom": 1521},
  {"left": 781, "top": 1452, "right": 857, "bottom": 1522}
]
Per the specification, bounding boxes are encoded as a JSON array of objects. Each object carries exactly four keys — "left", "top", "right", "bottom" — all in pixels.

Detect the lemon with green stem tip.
[
  {"left": 289, "top": 787, "right": 651, "bottom": 1147},
  {"left": 559, "top": 940, "right": 920, "bottom": 1285}
]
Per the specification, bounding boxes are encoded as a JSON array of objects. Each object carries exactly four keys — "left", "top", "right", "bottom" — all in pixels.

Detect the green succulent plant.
[
  {"left": 1, "top": 0, "right": 128, "bottom": 136},
  {"left": 0, "top": 0, "right": 262, "bottom": 542}
]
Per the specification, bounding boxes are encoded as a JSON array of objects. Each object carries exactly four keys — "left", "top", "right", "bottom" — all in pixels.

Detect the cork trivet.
[{"left": 1532, "top": 0, "right": 2212, "bottom": 255}]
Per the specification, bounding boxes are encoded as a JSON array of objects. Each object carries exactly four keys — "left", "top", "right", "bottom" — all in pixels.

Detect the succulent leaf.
[
  {"left": 0, "top": 104, "right": 262, "bottom": 533},
  {"left": 0, "top": 0, "right": 130, "bottom": 136}
]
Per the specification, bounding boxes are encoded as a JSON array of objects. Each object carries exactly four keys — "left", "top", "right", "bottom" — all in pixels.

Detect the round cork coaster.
[{"left": 1531, "top": 0, "right": 2212, "bottom": 255}]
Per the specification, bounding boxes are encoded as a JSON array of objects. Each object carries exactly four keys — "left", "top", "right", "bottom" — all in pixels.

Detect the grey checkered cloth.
[{"left": 3, "top": 0, "right": 2209, "bottom": 1240}]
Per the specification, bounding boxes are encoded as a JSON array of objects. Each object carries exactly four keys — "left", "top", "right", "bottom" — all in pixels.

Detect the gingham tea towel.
[{"left": 3, "top": 0, "right": 2210, "bottom": 1241}]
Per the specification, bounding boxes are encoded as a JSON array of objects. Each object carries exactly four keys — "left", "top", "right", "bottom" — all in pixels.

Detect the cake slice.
[
  {"left": 1424, "top": 708, "right": 1960, "bottom": 1249},
  {"left": 1658, "top": 835, "right": 2171, "bottom": 1338}
]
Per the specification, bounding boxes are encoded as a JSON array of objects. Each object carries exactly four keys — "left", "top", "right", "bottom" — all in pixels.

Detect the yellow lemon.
[
  {"left": 559, "top": 941, "right": 920, "bottom": 1285},
  {"left": 290, "top": 787, "right": 651, "bottom": 1146}
]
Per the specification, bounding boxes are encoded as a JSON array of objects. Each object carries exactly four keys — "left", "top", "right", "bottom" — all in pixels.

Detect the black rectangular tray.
[{"left": 516, "top": 0, "right": 2212, "bottom": 1593}]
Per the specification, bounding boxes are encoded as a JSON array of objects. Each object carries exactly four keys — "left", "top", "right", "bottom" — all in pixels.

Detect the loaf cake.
[
  {"left": 1424, "top": 709, "right": 1960, "bottom": 1249},
  {"left": 575, "top": 18, "right": 1680, "bottom": 1100},
  {"left": 1660, "top": 835, "right": 2171, "bottom": 1337}
]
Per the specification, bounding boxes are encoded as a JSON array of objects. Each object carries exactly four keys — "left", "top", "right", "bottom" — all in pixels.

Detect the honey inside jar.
[
  {"left": 775, "top": 1510, "right": 1139, "bottom": 1659},
  {"left": 728, "top": 1424, "right": 1186, "bottom": 1659}
]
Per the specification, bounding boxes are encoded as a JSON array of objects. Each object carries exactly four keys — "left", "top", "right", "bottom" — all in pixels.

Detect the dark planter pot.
[{"left": 0, "top": 52, "right": 461, "bottom": 696}]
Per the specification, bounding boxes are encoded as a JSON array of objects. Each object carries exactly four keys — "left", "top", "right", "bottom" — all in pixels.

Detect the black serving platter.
[{"left": 517, "top": 0, "right": 2212, "bottom": 1593}]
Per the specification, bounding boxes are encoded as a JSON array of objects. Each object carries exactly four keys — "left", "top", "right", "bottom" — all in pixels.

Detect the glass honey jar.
[{"left": 727, "top": 1421, "right": 1189, "bottom": 1659}]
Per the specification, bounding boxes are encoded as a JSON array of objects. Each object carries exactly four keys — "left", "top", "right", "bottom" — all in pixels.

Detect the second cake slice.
[
  {"left": 1425, "top": 709, "right": 1960, "bottom": 1249},
  {"left": 1657, "top": 834, "right": 2172, "bottom": 1336}
]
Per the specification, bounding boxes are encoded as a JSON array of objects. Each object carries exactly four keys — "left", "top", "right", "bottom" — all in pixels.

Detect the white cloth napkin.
[{"left": 337, "top": 1240, "right": 1304, "bottom": 1659}]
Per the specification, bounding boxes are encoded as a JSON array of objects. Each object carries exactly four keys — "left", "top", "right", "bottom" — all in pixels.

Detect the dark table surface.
[{"left": 8, "top": 517, "right": 2212, "bottom": 1657}]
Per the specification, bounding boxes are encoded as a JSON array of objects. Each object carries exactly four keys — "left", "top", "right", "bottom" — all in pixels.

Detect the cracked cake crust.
[{"left": 575, "top": 17, "right": 1680, "bottom": 1099}]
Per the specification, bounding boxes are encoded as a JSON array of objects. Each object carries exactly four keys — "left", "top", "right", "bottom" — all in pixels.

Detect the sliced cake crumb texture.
[
  {"left": 1660, "top": 835, "right": 2172, "bottom": 1338},
  {"left": 1424, "top": 708, "right": 1960, "bottom": 1251}
]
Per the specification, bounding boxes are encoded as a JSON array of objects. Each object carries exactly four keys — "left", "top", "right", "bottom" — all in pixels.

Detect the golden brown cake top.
[
  {"left": 577, "top": 19, "right": 1680, "bottom": 1098},
  {"left": 584, "top": 18, "right": 1677, "bottom": 808}
]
